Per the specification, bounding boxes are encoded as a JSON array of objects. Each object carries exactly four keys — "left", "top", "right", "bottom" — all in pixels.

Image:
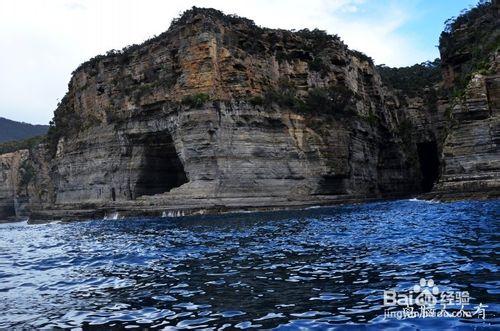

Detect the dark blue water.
[{"left": 0, "top": 199, "right": 498, "bottom": 330}]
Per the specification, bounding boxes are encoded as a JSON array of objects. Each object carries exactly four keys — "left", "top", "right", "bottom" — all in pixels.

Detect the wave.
[{"left": 408, "top": 198, "right": 441, "bottom": 203}]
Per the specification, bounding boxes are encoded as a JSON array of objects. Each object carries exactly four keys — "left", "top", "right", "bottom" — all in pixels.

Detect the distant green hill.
[{"left": 0, "top": 117, "right": 48, "bottom": 143}]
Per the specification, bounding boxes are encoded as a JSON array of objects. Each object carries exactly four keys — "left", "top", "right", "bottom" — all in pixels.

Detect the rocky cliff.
[
  {"left": 0, "top": 4, "right": 498, "bottom": 221},
  {"left": 432, "top": 0, "right": 499, "bottom": 198},
  {"left": 433, "top": 71, "right": 499, "bottom": 197},
  {"left": 0, "top": 150, "right": 26, "bottom": 220}
]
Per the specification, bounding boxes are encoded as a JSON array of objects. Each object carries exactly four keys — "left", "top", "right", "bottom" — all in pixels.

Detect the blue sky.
[
  {"left": 389, "top": 0, "right": 478, "bottom": 63},
  {"left": 0, "top": 0, "right": 479, "bottom": 124}
]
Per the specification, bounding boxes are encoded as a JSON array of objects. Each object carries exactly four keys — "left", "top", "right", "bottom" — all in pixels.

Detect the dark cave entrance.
[
  {"left": 135, "top": 131, "right": 188, "bottom": 197},
  {"left": 417, "top": 141, "right": 440, "bottom": 192},
  {"left": 317, "top": 175, "right": 348, "bottom": 195}
]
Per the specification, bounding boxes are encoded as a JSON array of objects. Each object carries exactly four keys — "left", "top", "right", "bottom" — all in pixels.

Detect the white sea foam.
[
  {"left": 104, "top": 212, "right": 120, "bottom": 220},
  {"left": 163, "top": 210, "right": 185, "bottom": 218},
  {"left": 408, "top": 198, "right": 441, "bottom": 203}
]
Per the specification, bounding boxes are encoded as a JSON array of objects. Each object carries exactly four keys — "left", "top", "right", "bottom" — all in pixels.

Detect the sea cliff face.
[
  {"left": 0, "top": 5, "right": 498, "bottom": 221},
  {"left": 0, "top": 151, "right": 26, "bottom": 220},
  {"left": 432, "top": 1, "right": 499, "bottom": 198},
  {"left": 435, "top": 71, "right": 500, "bottom": 197}
]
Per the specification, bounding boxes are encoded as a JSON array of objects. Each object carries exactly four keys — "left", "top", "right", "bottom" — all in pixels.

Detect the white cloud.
[{"left": 0, "top": 0, "right": 435, "bottom": 124}]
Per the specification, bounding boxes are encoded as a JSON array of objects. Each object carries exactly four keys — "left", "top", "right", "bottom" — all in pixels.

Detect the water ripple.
[{"left": 0, "top": 199, "right": 498, "bottom": 329}]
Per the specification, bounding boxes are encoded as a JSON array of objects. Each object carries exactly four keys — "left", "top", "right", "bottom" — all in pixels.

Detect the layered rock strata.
[{"left": 0, "top": 6, "right": 498, "bottom": 221}]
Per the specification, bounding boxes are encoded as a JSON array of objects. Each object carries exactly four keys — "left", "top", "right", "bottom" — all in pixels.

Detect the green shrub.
[
  {"left": 260, "top": 84, "right": 356, "bottom": 115},
  {"left": 296, "top": 29, "right": 340, "bottom": 51},
  {"left": 439, "top": 0, "right": 497, "bottom": 97},
  {"left": 350, "top": 50, "right": 373, "bottom": 63},
  {"left": 428, "top": 91, "right": 438, "bottom": 112},
  {"left": 361, "top": 111, "right": 378, "bottom": 125},
  {"left": 19, "top": 159, "right": 36, "bottom": 187},
  {"left": 181, "top": 93, "right": 210, "bottom": 108},
  {"left": 304, "top": 86, "right": 356, "bottom": 114},
  {"left": 263, "top": 89, "right": 305, "bottom": 110},
  {"left": 133, "top": 82, "right": 155, "bottom": 102},
  {"left": 46, "top": 94, "right": 85, "bottom": 157},
  {"left": 444, "top": 106, "right": 453, "bottom": 120},
  {"left": 0, "top": 135, "right": 44, "bottom": 154},
  {"left": 248, "top": 95, "right": 264, "bottom": 106},
  {"left": 309, "top": 57, "right": 329, "bottom": 77},
  {"left": 376, "top": 59, "right": 441, "bottom": 97}
]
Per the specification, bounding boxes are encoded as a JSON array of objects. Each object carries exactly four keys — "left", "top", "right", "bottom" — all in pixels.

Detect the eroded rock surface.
[
  {"left": 435, "top": 72, "right": 500, "bottom": 197},
  {"left": 0, "top": 150, "right": 27, "bottom": 220},
  {"left": 0, "top": 6, "right": 498, "bottom": 221}
]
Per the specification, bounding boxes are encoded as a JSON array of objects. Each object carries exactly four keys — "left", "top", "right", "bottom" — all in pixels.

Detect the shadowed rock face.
[
  {"left": 0, "top": 151, "right": 25, "bottom": 220},
  {"left": 0, "top": 6, "right": 498, "bottom": 221},
  {"left": 434, "top": 73, "right": 500, "bottom": 197}
]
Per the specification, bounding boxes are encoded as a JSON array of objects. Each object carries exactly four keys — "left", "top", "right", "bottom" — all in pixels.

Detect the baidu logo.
[
  {"left": 383, "top": 277, "right": 487, "bottom": 320},
  {"left": 413, "top": 278, "right": 439, "bottom": 306}
]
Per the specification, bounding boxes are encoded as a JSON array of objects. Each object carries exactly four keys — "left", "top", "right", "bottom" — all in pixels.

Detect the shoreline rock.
[{"left": 0, "top": 5, "right": 498, "bottom": 222}]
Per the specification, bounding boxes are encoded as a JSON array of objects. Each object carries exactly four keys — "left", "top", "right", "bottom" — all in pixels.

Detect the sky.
[{"left": 0, "top": 0, "right": 478, "bottom": 125}]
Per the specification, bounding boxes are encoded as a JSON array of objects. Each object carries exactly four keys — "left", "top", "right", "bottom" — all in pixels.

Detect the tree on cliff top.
[
  {"left": 439, "top": 0, "right": 499, "bottom": 94},
  {"left": 376, "top": 59, "right": 441, "bottom": 97}
]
